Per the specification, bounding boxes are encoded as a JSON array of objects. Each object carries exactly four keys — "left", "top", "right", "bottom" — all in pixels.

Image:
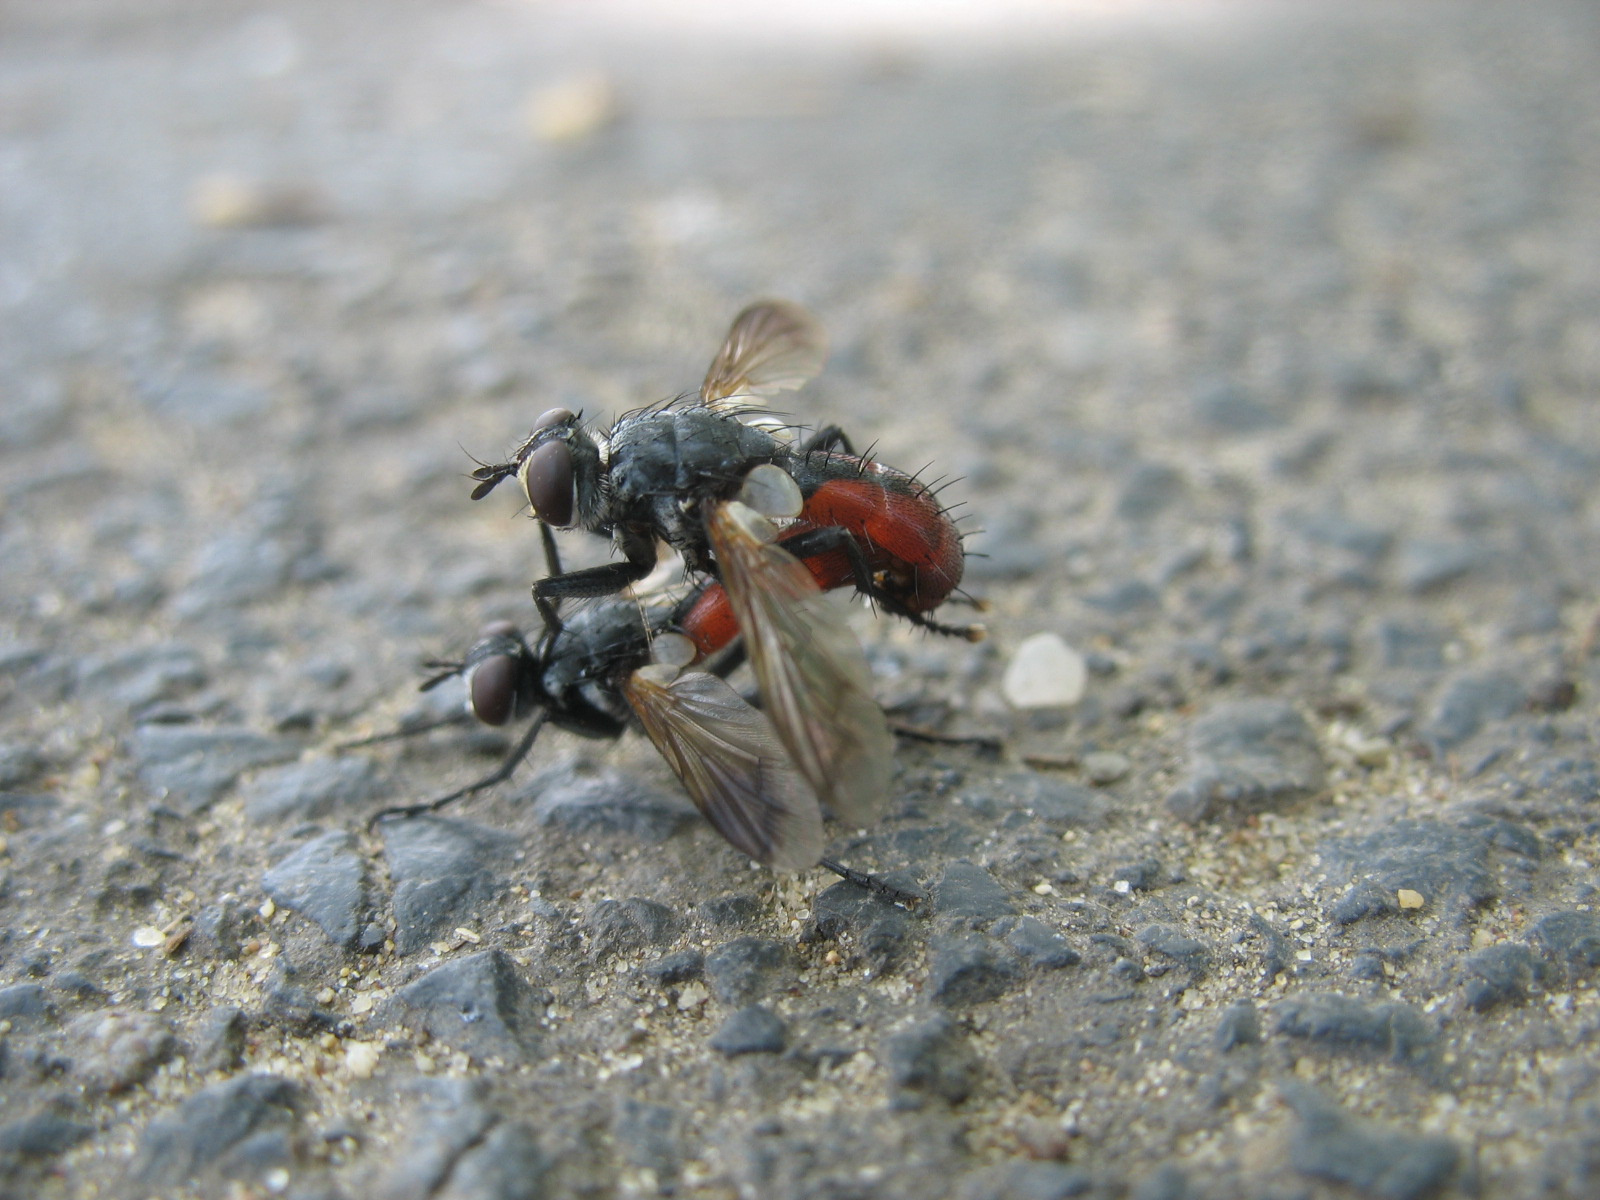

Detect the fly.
[
  {"left": 468, "top": 301, "right": 981, "bottom": 641},
  {"left": 369, "top": 467, "right": 900, "bottom": 882}
]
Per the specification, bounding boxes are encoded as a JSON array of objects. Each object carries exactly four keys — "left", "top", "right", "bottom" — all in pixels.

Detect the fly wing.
[
  {"left": 624, "top": 663, "right": 824, "bottom": 870},
  {"left": 706, "top": 499, "right": 893, "bottom": 827},
  {"left": 700, "top": 300, "right": 827, "bottom": 408}
]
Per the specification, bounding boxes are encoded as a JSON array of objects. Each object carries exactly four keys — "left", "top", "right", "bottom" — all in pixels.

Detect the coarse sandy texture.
[{"left": 2, "top": 2, "right": 1599, "bottom": 1197}]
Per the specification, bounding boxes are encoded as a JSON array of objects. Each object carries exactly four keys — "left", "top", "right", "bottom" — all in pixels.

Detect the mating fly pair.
[{"left": 377, "top": 302, "right": 978, "bottom": 872}]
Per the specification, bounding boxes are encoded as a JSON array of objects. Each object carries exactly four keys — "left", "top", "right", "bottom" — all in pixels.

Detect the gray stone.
[
  {"left": 262, "top": 830, "right": 369, "bottom": 949},
  {"left": 613, "top": 1098, "right": 680, "bottom": 1180},
  {"left": 1395, "top": 539, "right": 1490, "bottom": 594},
  {"left": 129, "top": 724, "right": 300, "bottom": 813},
  {"left": 434, "top": 1121, "right": 549, "bottom": 1200},
  {"left": 92, "top": 644, "right": 208, "bottom": 710},
  {"left": 811, "top": 881, "right": 916, "bottom": 972},
  {"left": 1461, "top": 943, "right": 1547, "bottom": 1011},
  {"left": 641, "top": 949, "right": 704, "bottom": 986},
  {"left": 958, "top": 1161, "right": 1097, "bottom": 1200},
  {"left": 1420, "top": 669, "right": 1525, "bottom": 754},
  {"left": 192, "top": 1006, "right": 247, "bottom": 1073},
  {"left": 171, "top": 492, "right": 329, "bottom": 617},
  {"left": 0, "top": 1111, "right": 94, "bottom": 1161},
  {"left": 1081, "top": 578, "right": 1161, "bottom": 614},
  {"left": 376, "top": 1081, "right": 493, "bottom": 1199},
  {"left": 979, "top": 773, "right": 1108, "bottom": 829},
  {"left": 925, "top": 931, "right": 1020, "bottom": 1008},
  {"left": 1116, "top": 462, "right": 1185, "bottom": 520},
  {"left": 381, "top": 817, "right": 515, "bottom": 955},
  {"left": 885, "top": 1013, "right": 979, "bottom": 1108},
  {"left": 264, "top": 967, "right": 340, "bottom": 1033},
  {"left": 1082, "top": 751, "right": 1131, "bottom": 785},
  {"left": 376, "top": 1080, "right": 548, "bottom": 1200},
  {"left": 994, "top": 916, "right": 1080, "bottom": 969},
  {"left": 191, "top": 898, "right": 247, "bottom": 961},
  {"left": 1193, "top": 380, "right": 1281, "bottom": 434},
  {"left": 390, "top": 950, "right": 548, "bottom": 1062},
  {"left": 709, "top": 1005, "right": 787, "bottom": 1056},
  {"left": 933, "top": 861, "right": 1016, "bottom": 924},
  {"left": 1374, "top": 619, "right": 1450, "bottom": 670},
  {"left": 67, "top": 1009, "right": 176, "bottom": 1094},
  {"left": 1285, "top": 1083, "right": 1460, "bottom": 1200},
  {"left": 1166, "top": 699, "right": 1324, "bottom": 822},
  {"left": 961, "top": 507, "right": 1046, "bottom": 581},
  {"left": 0, "top": 742, "right": 44, "bottom": 789},
  {"left": 1321, "top": 818, "right": 1496, "bottom": 923},
  {"left": 1532, "top": 910, "right": 1600, "bottom": 980},
  {"left": 0, "top": 982, "right": 51, "bottom": 1024},
  {"left": 1136, "top": 925, "right": 1211, "bottom": 977},
  {"left": 1274, "top": 993, "right": 1436, "bottom": 1070},
  {"left": 583, "top": 897, "right": 679, "bottom": 956},
  {"left": 1110, "top": 857, "right": 1163, "bottom": 891},
  {"left": 1282, "top": 509, "right": 1392, "bottom": 564},
  {"left": 133, "top": 1074, "right": 304, "bottom": 1189},
  {"left": 699, "top": 893, "right": 763, "bottom": 927},
  {"left": 704, "top": 938, "right": 791, "bottom": 1006},
  {"left": 1132, "top": 1163, "right": 1193, "bottom": 1200},
  {"left": 525, "top": 765, "right": 694, "bottom": 846},
  {"left": 1216, "top": 1002, "right": 1262, "bottom": 1051},
  {"left": 243, "top": 756, "right": 380, "bottom": 822}
]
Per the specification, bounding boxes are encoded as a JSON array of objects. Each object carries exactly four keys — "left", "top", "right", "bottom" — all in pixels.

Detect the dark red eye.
[
  {"left": 520, "top": 440, "right": 575, "bottom": 527},
  {"left": 534, "top": 407, "right": 574, "bottom": 431},
  {"left": 468, "top": 654, "right": 519, "bottom": 726}
]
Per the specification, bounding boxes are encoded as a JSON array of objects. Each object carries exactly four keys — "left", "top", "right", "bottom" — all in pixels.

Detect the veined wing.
[
  {"left": 623, "top": 663, "right": 824, "bottom": 870},
  {"left": 700, "top": 300, "right": 827, "bottom": 408},
  {"left": 706, "top": 499, "right": 892, "bottom": 827}
]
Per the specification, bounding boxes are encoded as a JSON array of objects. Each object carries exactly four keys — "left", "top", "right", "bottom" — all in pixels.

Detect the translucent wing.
[
  {"left": 624, "top": 663, "right": 825, "bottom": 870},
  {"left": 700, "top": 300, "right": 827, "bottom": 408},
  {"left": 706, "top": 499, "right": 893, "bottom": 827}
]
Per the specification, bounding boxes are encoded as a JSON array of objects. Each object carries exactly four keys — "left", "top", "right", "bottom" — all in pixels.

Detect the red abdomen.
[
  {"left": 799, "top": 461, "right": 964, "bottom": 614},
  {"left": 676, "top": 454, "right": 964, "bottom": 657},
  {"left": 676, "top": 540, "right": 856, "bottom": 659}
]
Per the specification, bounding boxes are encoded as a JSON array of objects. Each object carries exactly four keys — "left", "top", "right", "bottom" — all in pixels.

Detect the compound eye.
[
  {"left": 520, "top": 440, "right": 576, "bottom": 527},
  {"left": 533, "top": 407, "right": 574, "bottom": 432},
  {"left": 468, "top": 654, "right": 519, "bottom": 726}
]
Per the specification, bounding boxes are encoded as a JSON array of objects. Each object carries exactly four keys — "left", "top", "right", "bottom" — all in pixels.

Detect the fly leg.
[
  {"left": 797, "top": 424, "right": 855, "bottom": 455},
  {"left": 818, "top": 858, "right": 925, "bottom": 908},
  {"left": 531, "top": 525, "right": 657, "bottom": 637},
  {"left": 887, "top": 722, "right": 1002, "bottom": 753},
  {"left": 368, "top": 712, "right": 550, "bottom": 828}
]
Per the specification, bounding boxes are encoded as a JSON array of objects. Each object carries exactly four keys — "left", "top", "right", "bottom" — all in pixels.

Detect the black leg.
[
  {"left": 887, "top": 721, "right": 1002, "bottom": 753},
  {"left": 818, "top": 857, "right": 925, "bottom": 908},
  {"left": 798, "top": 424, "right": 855, "bottom": 455},
  {"left": 336, "top": 711, "right": 471, "bottom": 750},
  {"left": 369, "top": 711, "right": 549, "bottom": 829},
  {"left": 533, "top": 559, "right": 657, "bottom": 603},
  {"left": 538, "top": 522, "right": 564, "bottom": 579}
]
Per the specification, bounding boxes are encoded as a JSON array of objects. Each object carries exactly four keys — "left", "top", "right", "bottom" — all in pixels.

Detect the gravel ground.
[{"left": 3, "top": 2, "right": 1600, "bottom": 1197}]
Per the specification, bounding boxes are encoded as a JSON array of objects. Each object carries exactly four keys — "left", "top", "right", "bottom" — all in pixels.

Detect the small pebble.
[
  {"left": 526, "top": 73, "right": 619, "bottom": 142},
  {"left": 1083, "top": 751, "right": 1131, "bottom": 784},
  {"left": 709, "top": 1005, "right": 787, "bottom": 1056},
  {"left": 1397, "top": 889, "right": 1425, "bottom": 910},
  {"left": 189, "top": 173, "right": 322, "bottom": 227},
  {"left": 1001, "top": 633, "right": 1087, "bottom": 709},
  {"left": 344, "top": 1040, "right": 381, "bottom": 1079}
]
